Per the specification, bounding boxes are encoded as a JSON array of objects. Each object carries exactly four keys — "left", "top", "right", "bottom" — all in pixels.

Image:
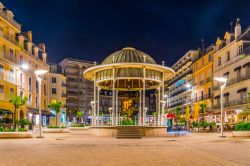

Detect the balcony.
[
  {"left": 0, "top": 72, "right": 17, "bottom": 85},
  {"left": 61, "top": 82, "right": 67, "bottom": 87},
  {"left": 193, "top": 93, "right": 212, "bottom": 102},
  {"left": 61, "top": 93, "right": 66, "bottom": 97},
  {"left": 214, "top": 74, "right": 250, "bottom": 91},
  {"left": 170, "top": 87, "right": 189, "bottom": 97},
  {"left": 213, "top": 98, "right": 250, "bottom": 109},
  {"left": 168, "top": 99, "right": 191, "bottom": 108}
]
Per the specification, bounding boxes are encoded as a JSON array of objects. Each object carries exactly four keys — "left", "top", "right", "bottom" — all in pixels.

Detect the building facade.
[
  {"left": 167, "top": 50, "right": 198, "bottom": 113},
  {"left": 192, "top": 46, "right": 214, "bottom": 121},
  {"left": 213, "top": 19, "right": 250, "bottom": 124},
  {"left": 59, "top": 58, "right": 94, "bottom": 119},
  {"left": 0, "top": 3, "right": 49, "bottom": 125}
]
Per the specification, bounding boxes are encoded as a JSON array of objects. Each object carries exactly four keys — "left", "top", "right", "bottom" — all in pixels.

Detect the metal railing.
[
  {"left": 214, "top": 73, "right": 250, "bottom": 90},
  {"left": 193, "top": 93, "right": 212, "bottom": 102},
  {"left": 214, "top": 98, "right": 250, "bottom": 109}
]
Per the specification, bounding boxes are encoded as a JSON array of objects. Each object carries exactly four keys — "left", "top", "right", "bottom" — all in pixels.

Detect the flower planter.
[
  {"left": 43, "top": 128, "right": 69, "bottom": 133},
  {"left": 0, "top": 132, "right": 33, "bottom": 138},
  {"left": 232, "top": 131, "right": 250, "bottom": 137}
]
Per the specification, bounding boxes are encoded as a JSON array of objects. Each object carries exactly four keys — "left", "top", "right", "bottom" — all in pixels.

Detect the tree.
[
  {"left": 9, "top": 95, "right": 28, "bottom": 129},
  {"left": 48, "top": 101, "right": 62, "bottom": 126},
  {"left": 76, "top": 111, "right": 84, "bottom": 124},
  {"left": 174, "top": 106, "right": 181, "bottom": 125},
  {"left": 200, "top": 103, "right": 207, "bottom": 122}
]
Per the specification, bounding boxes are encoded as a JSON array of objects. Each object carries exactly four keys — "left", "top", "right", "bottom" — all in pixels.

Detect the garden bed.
[{"left": 0, "top": 132, "right": 33, "bottom": 138}]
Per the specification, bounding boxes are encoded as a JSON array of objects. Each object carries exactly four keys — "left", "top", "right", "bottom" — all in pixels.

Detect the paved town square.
[{"left": 0, "top": 131, "right": 249, "bottom": 166}]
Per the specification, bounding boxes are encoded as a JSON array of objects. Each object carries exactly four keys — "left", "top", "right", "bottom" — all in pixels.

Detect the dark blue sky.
[{"left": 3, "top": 0, "right": 250, "bottom": 66}]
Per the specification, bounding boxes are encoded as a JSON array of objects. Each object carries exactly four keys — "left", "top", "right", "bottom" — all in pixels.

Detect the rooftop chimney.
[
  {"left": 235, "top": 18, "right": 241, "bottom": 39},
  {"left": 38, "top": 43, "right": 46, "bottom": 52}
]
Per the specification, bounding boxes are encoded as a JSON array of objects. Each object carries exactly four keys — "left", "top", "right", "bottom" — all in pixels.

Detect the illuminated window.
[{"left": 52, "top": 99, "right": 57, "bottom": 103}]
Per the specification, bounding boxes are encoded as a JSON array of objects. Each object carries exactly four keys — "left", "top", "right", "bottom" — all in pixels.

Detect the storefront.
[{"left": 0, "top": 109, "right": 13, "bottom": 124}]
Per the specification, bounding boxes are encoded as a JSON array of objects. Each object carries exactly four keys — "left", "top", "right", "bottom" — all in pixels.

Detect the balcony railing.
[
  {"left": 214, "top": 74, "right": 250, "bottom": 90},
  {"left": 168, "top": 99, "right": 191, "bottom": 108},
  {"left": 193, "top": 93, "right": 212, "bottom": 102},
  {"left": 214, "top": 98, "right": 250, "bottom": 109},
  {"left": 170, "top": 87, "right": 189, "bottom": 97},
  {"left": 61, "top": 93, "right": 66, "bottom": 97}
]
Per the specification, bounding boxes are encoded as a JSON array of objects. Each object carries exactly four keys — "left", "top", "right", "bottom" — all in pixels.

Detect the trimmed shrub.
[{"left": 235, "top": 122, "right": 250, "bottom": 131}]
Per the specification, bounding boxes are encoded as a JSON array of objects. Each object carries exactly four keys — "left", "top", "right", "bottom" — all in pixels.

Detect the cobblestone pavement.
[{"left": 0, "top": 131, "right": 249, "bottom": 166}]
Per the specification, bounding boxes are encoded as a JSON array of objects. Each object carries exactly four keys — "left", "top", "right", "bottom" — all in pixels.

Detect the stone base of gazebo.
[{"left": 89, "top": 126, "right": 167, "bottom": 138}]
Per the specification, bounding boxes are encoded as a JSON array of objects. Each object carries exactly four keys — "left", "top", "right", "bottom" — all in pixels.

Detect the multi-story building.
[
  {"left": 0, "top": 2, "right": 49, "bottom": 125},
  {"left": 48, "top": 63, "right": 67, "bottom": 125},
  {"left": 192, "top": 46, "right": 214, "bottom": 121},
  {"left": 213, "top": 18, "right": 250, "bottom": 124},
  {"left": 167, "top": 50, "right": 198, "bottom": 113},
  {"left": 59, "top": 58, "right": 94, "bottom": 119}
]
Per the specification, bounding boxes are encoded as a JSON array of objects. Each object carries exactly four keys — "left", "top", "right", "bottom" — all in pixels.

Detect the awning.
[
  {"left": 0, "top": 109, "right": 13, "bottom": 114},
  {"left": 243, "top": 62, "right": 250, "bottom": 68},
  {"left": 237, "top": 87, "right": 247, "bottom": 93},
  {"left": 223, "top": 93, "right": 229, "bottom": 97},
  {"left": 214, "top": 95, "right": 220, "bottom": 99},
  {"left": 234, "top": 66, "right": 242, "bottom": 71},
  {"left": 223, "top": 72, "right": 229, "bottom": 76}
]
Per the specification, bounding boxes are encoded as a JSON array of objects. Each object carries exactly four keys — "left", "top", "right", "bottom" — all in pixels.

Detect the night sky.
[{"left": 2, "top": 0, "right": 250, "bottom": 66}]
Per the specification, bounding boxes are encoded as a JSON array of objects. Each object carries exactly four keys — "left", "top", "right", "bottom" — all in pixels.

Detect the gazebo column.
[
  {"left": 112, "top": 66, "right": 115, "bottom": 126},
  {"left": 142, "top": 68, "right": 146, "bottom": 126},
  {"left": 158, "top": 87, "right": 161, "bottom": 126},
  {"left": 115, "top": 90, "right": 118, "bottom": 125},
  {"left": 93, "top": 73, "right": 97, "bottom": 126},
  {"left": 161, "top": 74, "right": 165, "bottom": 126},
  {"left": 139, "top": 90, "right": 142, "bottom": 126},
  {"left": 97, "top": 87, "right": 100, "bottom": 126}
]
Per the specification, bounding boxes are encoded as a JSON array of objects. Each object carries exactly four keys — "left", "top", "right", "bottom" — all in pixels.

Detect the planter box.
[
  {"left": 0, "top": 132, "right": 33, "bottom": 138},
  {"left": 232, "top": 131, "right": 250, "bottom": 137},
  {"left": 69, "top": 126, "right": 89, "bottom": 130},
  {"left": 43, "top": 128, "right": 69, "bottom": 133}
]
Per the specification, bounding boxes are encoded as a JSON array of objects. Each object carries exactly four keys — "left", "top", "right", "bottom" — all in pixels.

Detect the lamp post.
[
  {"left": 35, "top": 69, "right": 48, "bottom": 138},
  {"left": 109, "top": 107, "right": 113, "bottom": 126},
  {"left": 90, "top": 101, "right": 95, "bottom": 126},
  {"left": 214, "top": 77, "right": 228, "bottom": 137}
]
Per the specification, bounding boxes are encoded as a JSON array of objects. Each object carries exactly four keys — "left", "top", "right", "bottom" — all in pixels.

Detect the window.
[
  {"left": 208, "top": 88, "right": 211, "bottom": 98},
  {"left": 28, "top": 94, "right": 32, "bottom": 103},
  {"left": 9, "top": 49, "right": 14, "bottom": 62},
  {"left": 20, "top": 55, "right": 24, "bottom": 65},
  {"left": 240, "top": 92, "right": 247, "bottom": 101},
  {"left": 0, "top": 84, "right": 4, "bottom": 93},
  {"left": 0, "top": 64, "right": 3, "bottom": 73},
  {"left": 201, "top": 58, "right": 204, "bottom": 67},
  {"left": 201, "top": 91, "right": 204, "bottom": 100},
  {"left": 52, "top": 99, "right": 57, "bottom": 104},
  {"left": 20, "top": 91, "right": 23, "bottom": 97},
  {"left": 218, "top": 57, "right": 221, "bottom": 66},
  {"left": 208, "top": 53, "right": 212, "bottom": 62},
  {"left": 227, "top": 51, "right": 230, "bottom": 61},
  {"left": 238, "top": 45, "right": 243, "bottom": 55},
  {"left": 35, "top": 96, "right": 38, "bottom": 107},
  {"left": 52, "top": 88, "right": 57, "bottom": 94},
  {"left": 44, "top": 84, "right": 46, "bottom": 95},
  {"left": 28, "top": 77, "right": 32, "bottom": 91},
  {"left": 10, "top": 88, "right": 14, "bottom": 96},
  {"left": 52, "top": 77, "right": 57, "bottom": 83},
  {"left": 36, "top": 80, "right": 39, "bottom": 93},
  {"left": 44, "top": 99, "right": 46, "bottom": 109},
  {"left": 9, "top": 69, "right": 14, "bottom": 82}
]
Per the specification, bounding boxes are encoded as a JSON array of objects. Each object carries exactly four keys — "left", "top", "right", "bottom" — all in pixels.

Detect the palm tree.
[
  {"left": 48, "top": 101, "right": 62, "bottom": 126},
  {"left": 9, "top": 95, "right": 28, "bottom": 129},
  {"left": 76, "top": 111, "right": 84, "bottom": 124},
  {"left": 200, "top": 103, "right": 207, "bottom": 122},
  {"left": 238, "top": 110, "right": 250, "bottom": 122}
]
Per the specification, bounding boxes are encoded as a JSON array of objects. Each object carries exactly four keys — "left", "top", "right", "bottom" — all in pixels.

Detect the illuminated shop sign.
[{"left": 175, "top": 79, "right": 185, "bottom": 86}]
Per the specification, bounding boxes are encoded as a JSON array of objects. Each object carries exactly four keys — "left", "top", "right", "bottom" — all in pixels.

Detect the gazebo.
[{"left": 83, "top": 47, "right": 174, "bottom": 126}]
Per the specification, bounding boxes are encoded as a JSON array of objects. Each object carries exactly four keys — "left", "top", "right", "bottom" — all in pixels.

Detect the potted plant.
[{"left": 48, "top": 101, "right": 62, "bottom": 127}]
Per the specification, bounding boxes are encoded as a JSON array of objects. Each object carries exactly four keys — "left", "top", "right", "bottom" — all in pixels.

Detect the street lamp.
[
  {"left": 35, "top": 69, "right": 48, "bottom": 138},
  {"left": 144, "top": 107, "right": 148, "bottom": 126},
  {"left": 214, "top": 77, "right": 228, "bottom": 137},
  {"left": 160, "top": 100, "right": 166, "bottom": 126},
  {"left": 90, "top": 101, "right": 95, "bottom": 126}
]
